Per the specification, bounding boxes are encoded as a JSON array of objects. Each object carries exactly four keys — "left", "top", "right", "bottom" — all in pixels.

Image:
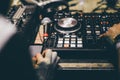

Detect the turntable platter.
[
  {"left": 54, "top": 17, "right": 81, "bottom": 34},
  {"left": 58, "top": 18, "right": 77, "bottom": 28}
]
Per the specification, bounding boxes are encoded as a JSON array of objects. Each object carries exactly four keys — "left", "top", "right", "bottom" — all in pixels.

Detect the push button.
[{"left": 64, "top": 44, "right": 69, "bottom": 48}]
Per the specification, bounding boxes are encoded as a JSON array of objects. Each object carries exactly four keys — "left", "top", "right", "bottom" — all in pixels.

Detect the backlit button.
[
  {"left": 77, "top": 41, "right": 82, "bottom": 43},
  {"left": 71, "top": 38, "right": 76, "bottom": 41},
  {"left": 71, "top": 41, "right": 76, "bottom": 43},
  {"left": 96, "top": 25, "right": 99, "bottom": 28},
  {"left": 71, "top": 35, "right": 76, "bottom": 37},
  {"left": 54, "top": 19, "right": 58, "bottom": 21},
  {"left": 58, "top": 38, "right": 63, "bottom": 41},
  {"left": 65, "top": 35, "right": 70, "bottom": 37},
  {"left": 64, "top": 41, "right": 69, "bottom": 43},
  {"left": 57, "top": 44, "right": 63, "bottom": 47},
  {"left": 77, "top": 44, "right": 83, "bottom": 48},
  {"left": 95, "top": 31, "right": 100, "bottom": 35},
  {"left": 70, "top": 44, "right": 76, "bottom": 47},
  {"left": 77, "top": 38, "right": 82, "bottom": 40},
  {"left": 86, "top": 31, "right": 92, "bottom": 34},
  {"left": 64, "top": 44, "right": 69, "bottom": 47},
  {"left": 65, "top": 38, "right": 69, "bottom": 41},
  {"left": 86, "top": 25, "right": 91, "bottom": 27},
  {"left": 58, "top": 40, "right": 63, "bottom": 44}
]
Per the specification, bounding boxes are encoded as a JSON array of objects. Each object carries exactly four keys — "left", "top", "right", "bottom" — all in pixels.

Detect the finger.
[
  {"left": 57, "top": 57, "right": 60, "bottom": 63},
  {"left": 51, "top": 52, "right": 57, "bottom": 64},
  {"left": 118, "top": 23, "right": 120, "bottom": 26},
  {"left": 99, "top": 33, "right": 107, "bottom": 37},
  {"left": 42, "top": 49, "right": 53, "bottom": 65},
  {"left": 44, "top": 49, "right": 52, "bottom": 62},
  {"left": 32, "top": 56, "right": 37, "bottom": 64},
  {"left": 42, "top": 49, "right": 48, "bottom": 57},
  {"left": 34, "top": 64, "right": 40, "bottom": 69},
  {"left": 36, "top": 53, "right": 44, "bottom": 64},
  {"left": 112, "top": 24, "right": 117, "bottom": 27},
  {"left": 32, "top": 56, "right": 37, "bottom": 61},
  {"left": 52, "top": 56, "right": 60, "bottom": 68}
]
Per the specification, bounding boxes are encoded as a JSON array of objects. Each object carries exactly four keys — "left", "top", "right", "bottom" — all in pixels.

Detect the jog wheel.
[{"left": 54, "top": 17, "right": 81, "bottom": 34}]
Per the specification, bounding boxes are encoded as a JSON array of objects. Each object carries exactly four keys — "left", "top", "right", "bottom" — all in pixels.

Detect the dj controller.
[
  {"left": 44, "top": 12, "right": 120, "bottom": 50},
  {"left": 7, "top": 3, "right": 120, "bottom": 80},
  {"left": 43, "top": 12, "right": 119, "bottom": 58},
  {"left": 42, "top": 11, "right": 120, "bottom": 80}
]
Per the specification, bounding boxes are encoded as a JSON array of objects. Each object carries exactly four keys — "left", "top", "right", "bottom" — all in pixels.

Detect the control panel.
[{"left": 43, "top": 12, "right": 120, "bottom": 51}]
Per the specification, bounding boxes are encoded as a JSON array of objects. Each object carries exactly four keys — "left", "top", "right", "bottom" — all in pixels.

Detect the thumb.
[
  {"left": 44, "top": 49, "right": 52, "bottom": 64},
  {"left": 51, "top": 52, "right": 57, "bottom": 64},
  {"left": 99, "top": 32, "right": 107, "bottom": 38},
  {"left": 36, "top": 53, "right": 44, "bottom": 64}
]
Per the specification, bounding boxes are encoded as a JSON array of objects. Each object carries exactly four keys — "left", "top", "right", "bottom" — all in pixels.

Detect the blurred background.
[{"left": 11, "top": 0, "right": 120, "bottom": 13}]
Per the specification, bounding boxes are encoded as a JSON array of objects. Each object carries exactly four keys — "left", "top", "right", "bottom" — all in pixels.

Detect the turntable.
[{"left": 54, "top": 17, "right": 81, "bottom": 34}]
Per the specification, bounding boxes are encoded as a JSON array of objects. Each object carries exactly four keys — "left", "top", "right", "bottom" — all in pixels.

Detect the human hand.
[
  {"left": 99, "top": 23, "right": 120, "bottom": 42},
  {"left": 32, "top": 49, "right": 60, "bottom": 80}
]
